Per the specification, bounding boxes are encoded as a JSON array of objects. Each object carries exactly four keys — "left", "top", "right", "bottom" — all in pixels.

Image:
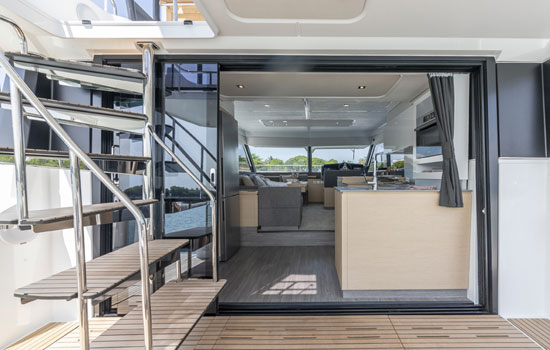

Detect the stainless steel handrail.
[
  {"left": 69, "top": 150, "right": 90, "bottom": 349},
  {"left": 147, "top": 124, "right": 218, "bottom": 282},
  {"left": 104, "top": 0, "right": 118, "bottom": 16},
  {"left": 0, "top": 50, "right": 153, "bottom": 350},
  {"left": 1, "top": 15, "right": 29, "bottom": 222},
  {"left": 0, "top": 15, "right": 27, "bottom": 54}
]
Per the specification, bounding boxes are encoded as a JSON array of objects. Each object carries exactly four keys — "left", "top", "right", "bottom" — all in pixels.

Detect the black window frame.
[{"left": 94, "top": 54, "right": 499, "bottom": 315}]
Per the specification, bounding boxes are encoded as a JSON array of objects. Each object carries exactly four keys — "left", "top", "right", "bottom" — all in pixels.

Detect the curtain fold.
[{"left": 428, "top": 73, "right": 463, "bottom": 208}]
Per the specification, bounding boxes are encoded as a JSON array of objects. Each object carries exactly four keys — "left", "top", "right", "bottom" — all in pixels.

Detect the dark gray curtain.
[{"left": 428, "top": 74, "right": 463, "bottom": 207}]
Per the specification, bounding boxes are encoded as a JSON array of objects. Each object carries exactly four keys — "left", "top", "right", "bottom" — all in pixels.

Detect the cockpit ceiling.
[
  {"left": 224, "top": 0, "right": 366, "bottom": 20},
  {"left": 221, "top": 72, "right": 415, "bottom": 99},
  {"left": 201, "top": 0, "right": 550, "bottom": 39},
  {"left": 225, "top": 73, "right": 429, "bottom": 147}
]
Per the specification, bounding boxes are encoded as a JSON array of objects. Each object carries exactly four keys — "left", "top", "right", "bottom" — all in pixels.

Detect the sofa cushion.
[
  {"left": 265, "top": 179, "right": 288, "bottom": 187},
  {"left": 251, "top": 174, "right": 267, "bottom": 187},
  {"left": 240, "top": 175, "right": 255, "bottom": 187}
]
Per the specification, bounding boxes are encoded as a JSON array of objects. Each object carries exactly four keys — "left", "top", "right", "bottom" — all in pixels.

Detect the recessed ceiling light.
[
  {"left": 343, "top": 104, "right": 349, "bottom": 107},
  {"left": 282, "top": 120, "right": 287, "bottom": 123},
  {"left": 264, "top": 104, "right": 270, "bottom": 108},
  {"left": 236, "top": 84, "right": 245, "bottom": 89},
  {"left": 358, "top": 85, "right": 366, "bottom": 89}
]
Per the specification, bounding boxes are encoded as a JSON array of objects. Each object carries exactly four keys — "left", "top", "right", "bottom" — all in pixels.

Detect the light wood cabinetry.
[
  {"left": 335, "top": 189, "right": 472, "bottom": 291},
  {"left": 324, "top": 188, "right": 335, "bottom": 208},
  {"left": 307, "top": 179, "right": 324, "bottom": 203},
  {"left": 239, "top": 191, "right": 258, "bottom": 227}
]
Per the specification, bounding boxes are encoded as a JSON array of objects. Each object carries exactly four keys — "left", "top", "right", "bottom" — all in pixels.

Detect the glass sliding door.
[{"left": 162, "top": 63, "right": 218, "bottom": 239}]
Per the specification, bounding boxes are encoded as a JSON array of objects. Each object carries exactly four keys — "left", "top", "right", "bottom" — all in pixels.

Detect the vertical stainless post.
[
  {"left": 172, "top": 0, "right": 178, "bottom": 21},
  {"left": 69, "top": 151, "right": 89, "bottom": 350},
  {"left": 10, "top": 79, "right": 28, "bottom": 221},
  {"left": 138, "top": 42, "right": 156, "bottom": 350},
  {"left": 141, "top": 43, "right": 155, "bottom": 241},
  {"left": 137, "top": 220, "right": 153, "bottom": 350},
  {"left": 175, "top": 253, "right": 182, "bottom": 281},
  {"left": 1, "top": 15, "right": 29, "bottom": 221}
]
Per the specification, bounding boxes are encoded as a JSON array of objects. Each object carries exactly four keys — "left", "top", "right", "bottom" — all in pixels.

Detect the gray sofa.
[
  {"left": 240, "top": 174, "right": 303, "bottom": 227},
  {"left": 258, "top": 186, "right": 302, "bottom": 227}
]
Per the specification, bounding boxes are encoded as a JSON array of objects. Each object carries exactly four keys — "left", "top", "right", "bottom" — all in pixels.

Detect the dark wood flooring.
[{"left": 219, "top": 246, "right": 471, "bottom": 304}]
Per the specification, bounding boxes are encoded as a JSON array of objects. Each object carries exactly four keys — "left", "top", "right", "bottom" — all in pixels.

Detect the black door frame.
[{"left": 96, "top": 54, "right": 499, "bottom": 315}]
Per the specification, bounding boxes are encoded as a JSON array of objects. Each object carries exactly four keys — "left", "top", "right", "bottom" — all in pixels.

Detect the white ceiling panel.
[
  {"left": 224, "top": 73, "right": 428, "bottom": 146},
  {"left": 221, "top": 72, "right": 402, "bottom": 98},
  {"left": 224, "top": 0, "right": 366, "bottom": 20},
  {"left": 201, "top": 0, "right": 550, "bottom": 39}
]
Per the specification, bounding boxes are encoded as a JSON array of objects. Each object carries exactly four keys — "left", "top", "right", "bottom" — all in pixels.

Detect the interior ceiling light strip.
[{"left": 261, "top": 119, "right": 354, "bottom": 127}]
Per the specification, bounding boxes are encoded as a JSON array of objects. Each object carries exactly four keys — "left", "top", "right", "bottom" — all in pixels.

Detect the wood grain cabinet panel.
[
  {"left": 239, "top": 191, "right": 258, "bottom": 227},
  {"left": 334, "top": 190, "right": 472, "bottom": 291}
]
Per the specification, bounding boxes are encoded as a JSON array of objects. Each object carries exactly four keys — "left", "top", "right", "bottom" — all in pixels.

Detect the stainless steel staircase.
[
  {"left": 0, "top": 91, "right": 148, "bottom": 134},
  {"left": 0, "top": 17, "right": 221, "bottom": 350},
  {"left": 6, "top": 52, "right": 145, "bottom": 94}
]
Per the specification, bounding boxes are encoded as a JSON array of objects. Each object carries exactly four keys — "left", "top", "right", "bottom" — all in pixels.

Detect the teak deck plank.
[
  {"left": 89, "top": 279, "right": 226, "bottom": 350},
  {"left": 6, "top": 322, "right": 78, "bottom": 350},
  {"left": 0, "top": 199, "right": 157, "bottom": 225},
  {"left": 180, "top": 315, "right": 542, "bottom": 350},
  {"left": 509, "top": 318, "right": 550, "bottom": 349},
  {"left": 14, "top": 239, "right": 188, "bottom": 300}
]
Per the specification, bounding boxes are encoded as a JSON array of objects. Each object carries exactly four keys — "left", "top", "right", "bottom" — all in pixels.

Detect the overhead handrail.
[
  {"left": 103, "top": 0, "right": 118, "bottom": 16},
  {"left": 0, "top": 50, "right": 153, "bottom": 350},
  {"left": 147, "top": 123, "right": 218, "bottom": 282}
]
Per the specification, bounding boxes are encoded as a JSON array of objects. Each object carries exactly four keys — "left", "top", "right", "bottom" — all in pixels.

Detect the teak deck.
[
  {"left": 90, "top": 279, "right": 227, "bottom": 350},
  {"left": 509, "top": 318, "right": 550, "bottom": 349},
  {"left": 181, "top": 315, "right": 543, "bottom": 350},
  {"left": 14, "top": 239, "right": 189, "bottom": 300}
]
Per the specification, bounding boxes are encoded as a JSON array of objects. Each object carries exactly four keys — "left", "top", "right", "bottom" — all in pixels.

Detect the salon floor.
[{"left": 218, "top": 246, "right": 472, "bottom": 304}]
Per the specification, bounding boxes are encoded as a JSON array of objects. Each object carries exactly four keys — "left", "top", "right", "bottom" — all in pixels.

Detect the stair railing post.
[
  {"left": 10, "top": 79, "right": 28, "bottom": 222},
  {"left": 69, "top": 151, "right": 90, "bottom": 350},
  {"left": 138, "top": 41, "right": 157, "bottom": 350},
  {"left": 1, "top": 15, "right": 29, "bottom": 222},
  {"left": 141, "top": 42, "right": 156, "bottom": 241}
]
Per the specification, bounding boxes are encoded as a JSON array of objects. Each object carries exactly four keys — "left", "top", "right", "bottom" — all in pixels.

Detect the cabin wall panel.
[
  {"left": 0, "top": 164, "right": 93, "bottom": 348},
  {"left": 498, "top": 158, "right": 550, "bottom": 318},
  {"left": 497, "top": 63, "right": 546, "bottom": 157}
]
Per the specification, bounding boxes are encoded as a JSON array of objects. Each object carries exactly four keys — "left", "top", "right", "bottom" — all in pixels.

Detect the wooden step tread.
[
  {"left": 0, "top": 199, "right": 157, "bottom": 226},
  {"left": 7, "top": 52, "right": 145, "bottom": 95},
  {"left": 90, "top": 279, "right": 226, "bottom": 350},
  {"left": 0, "top": 91, "right": 147, "bottom": 135},
  {"left": 0, "top": 147, "right": 151, "bottom": 162},
  {"left": 14, "top": 239, "right": 189, "bottom": 301},
  {"left": 6, "top": 322, "right": 78, "bottom": 350}
]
